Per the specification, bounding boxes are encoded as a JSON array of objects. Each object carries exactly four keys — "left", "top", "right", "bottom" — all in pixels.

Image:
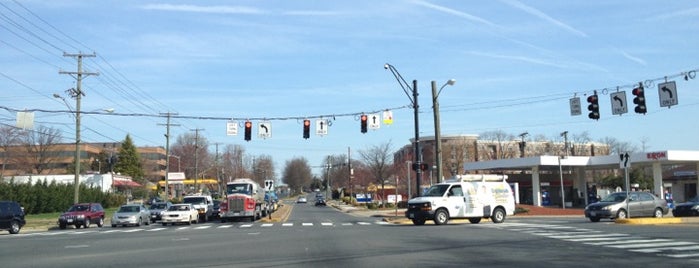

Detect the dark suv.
[
  {"left": 0, "top": 201, "right": 26, "bottom": 234},
  {"left": 58, "top": 203, "right": 105, "bottom": 229}
]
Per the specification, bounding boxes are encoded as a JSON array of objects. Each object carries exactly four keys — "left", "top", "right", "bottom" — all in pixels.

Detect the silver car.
[
  {"left": 111, "top": 204, "right": 151, "bottom": 227},
  {"left": 584, "top": 191, "right": 668, "bottom": 222}
]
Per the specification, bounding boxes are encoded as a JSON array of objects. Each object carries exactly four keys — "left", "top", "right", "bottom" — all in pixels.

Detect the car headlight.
[
  {"left": 77, "top": 215, "right": 85, "bottom": 219},
  {"left": 692, "top": 205, "right": 699, "bottom": 210},
  {"left": 601, "top": 206, "right": 612, "bottom": 211},
  {"left": 59, "top": 215, "right": 65, "bottom": 220}
]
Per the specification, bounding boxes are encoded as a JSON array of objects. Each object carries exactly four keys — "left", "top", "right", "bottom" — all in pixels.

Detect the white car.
[
  {"left": 111, "top": 204, "right": 150, "bottom": 227},
  {"left": 161, "top": 204, "right": 199, "bottom": 226}
]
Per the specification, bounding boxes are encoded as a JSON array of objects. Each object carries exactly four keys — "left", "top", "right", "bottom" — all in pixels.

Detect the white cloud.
[
  {"left": 140, "top": 4, "right": 264, "bottom": 14},
  {"left": 500, "top": 0, "right": 587, "bottom": 38},
  {"left": 411, "top": 0, "right": 501, "bottom": 29}
]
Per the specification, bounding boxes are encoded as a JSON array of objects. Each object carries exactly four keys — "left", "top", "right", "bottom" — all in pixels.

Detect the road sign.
[
  {"left": 258, "top": 122, "right": 271, "bottom": 139},
  {"left": 316, "top": 119, "right": 328, "bottom": 136},
  {"left": 610, "top": 91, "right": 627, "bottom": 115},
  {"left": 264, "top": 180, "right": 274, "bottom": 191},
  {"left": 658, "top": 81, "right": 678, "bottom": 108},
  {"left": 569, "top": 97, "right": 581, "bottom": 116},
  {"left": 226, "top": 121, "right": 238, "bottom": 136},
  {"left": 368, "top": 113, "right": 380, "bottom": 130},
  {"left": 382, "top": 110, "right": 393, "bottom": 125}
]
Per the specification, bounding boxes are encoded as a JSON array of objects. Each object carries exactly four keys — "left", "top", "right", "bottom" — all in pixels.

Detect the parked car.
[
  {"left": 111, "top": 204, "right": 151, "bottom": 227},
  {"left": 149, "top": 202, "right": 173, "bottom": 223},
  {"left": 0, "top": 201, "right": 26, "bottom": 234},
  {"left": 297, "top": 196, "right": 307, "bottom": 203},
  {"left": 58, "top": 203, "right": 105, "bottom": 229},
  {"left": 672, "top": 196, "right": 699, "bottom": 217},
  {"left": 161, "top": 204, "right": 199, "bottom": 226},
  {"left": 315, "top": 198, "right": 326, "bottom": 207},
  {"left": 585, "top": 191, "right": 668, "bottom": 222}
]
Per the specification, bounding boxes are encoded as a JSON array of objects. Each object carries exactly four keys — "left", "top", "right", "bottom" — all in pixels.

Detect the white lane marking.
[
  {"left": 121, "top": 229, "right": 144, "bottom": 233},
  {"left": 341, "top": 223, "right": 353, "bottom": 226},
  {"left": 357, "top": 222, "right": 371, "bottom": 225},
  {"left": 194, "top": 226, "right": 211, "bottom": 229},
  {"left": 147, "top": 228, "right": 166, "bottom": 232},
  {"left": 65, "top": 245, "right": 89, "bottom": 249},
  {"left": 321, "top": 222, "right": 333, "bottom": 226},
  {"left": 240, "top": 224, "right": 253, "bottom": 228},
  {"left": 302, "top": 223, "right": 313, "bottom": 226},
  {"left": 586, "top": 239, "right": 671, "bottom": 246},
  {"left": 217, "top": 225, "right": 233, "bottom": 229},
  {"left": 261, "top": 223, "right": 274, "bottom": 227},
  {"left": 172, "top": 238, "right": 189, "bottom": 241},
  {"left": 634, "top": 244, "right": 699, "bottom": 253},
  {"left": 282, "top": 223, "right": 293, "bottom": 227},
  {"left": 609, "top": 241, "right": 696, "bottom": 249}
]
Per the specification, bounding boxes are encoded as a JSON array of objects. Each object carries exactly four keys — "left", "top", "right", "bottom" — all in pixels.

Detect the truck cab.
[
  {"left": 405, "top": 174, "right": 515, "bottom": 225},
  {"left": 183, "top": 194, "right": 214, "bottom": 222}
]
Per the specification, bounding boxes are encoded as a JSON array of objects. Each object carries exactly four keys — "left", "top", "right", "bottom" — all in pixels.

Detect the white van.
[{"left": 405, "top": 174, "right": 515, "bottom": 225}]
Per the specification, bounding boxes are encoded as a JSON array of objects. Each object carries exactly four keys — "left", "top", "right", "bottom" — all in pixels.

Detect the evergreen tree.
[{"left": 113, "top": 135, "right": 144, "bottom": 182}]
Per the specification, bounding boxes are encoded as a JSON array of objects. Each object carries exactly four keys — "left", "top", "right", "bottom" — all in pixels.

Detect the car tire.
[
  {"left": 411, "top": 218, "right": 426, "bottom": 225},
  {"left": 59, "top": 223, "right": 67, "bottom": 230},
  {"left": 136, "top": 217, "right": 142, "bottom": 227},
  {"left": 434, "top": 209, "right": 449, "bottom": 225},
  {"left": 589, "top": 217, "right": 601, "bottom": 222},
  {"left": 111, "top": 224, "right": 116, "bottom": 228},
  {"left": 162, "top": 223, "right": 167, "bottom": 226},
  {"left": 194, "top": 216, "right": 199, "bottom": 224},
  {"left": 84, "top": 218, "right": 91, "bottom": 229},
  {"left": 616, "top": 209, "right": 628, "bottom": 219},
  {"left": 491, "top": 207, "right": 506, "bottom": 224},
  {"left": 97, "top": 218, "right": 104, "bottom": 227},
  {"left": 75, "top": 224, "right": 81, "bottom": 229},
  {"left": 468, "top": 218, "right": 482, "bottom": 224},
  {"left": 145, "top": 218, "right": 150, "bottom": 225},
  {"left": 187, "top": 216, "right": 192, "bottom": 225},
  {"left": 9, "top": 221, "right": 21, "bottom": 234},
  {"left": 653, "top": 208, "right": 664, "bottom": 218}
]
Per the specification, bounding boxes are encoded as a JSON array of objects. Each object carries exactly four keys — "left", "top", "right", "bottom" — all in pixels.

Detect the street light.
[
  {"left": 384, "top": 63, "right": 423, "bottom": 197},
  {"left": 431, "top": 79, "right": 456, "bottom": 183}
]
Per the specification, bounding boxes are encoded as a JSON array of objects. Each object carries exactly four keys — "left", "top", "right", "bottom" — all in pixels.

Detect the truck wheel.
[
  {"left": 411, "top": 218, "right": 426, "bottom": 225},
  {"left": 84, "top": 218, "right": 91, "bottom": 229},
  {"left": 434, "top": 209, "right": 449, "bottom": 225},
  {"left": 468, "top": 218, "right": 482, "bottom": 224},
  {"left": 491, "top": 207, "right": 506, "bottom": 223}
]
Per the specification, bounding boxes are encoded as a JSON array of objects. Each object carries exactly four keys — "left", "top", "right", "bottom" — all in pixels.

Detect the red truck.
[{"left": 220, "top": 178, "right": 269, "bottom": 222}]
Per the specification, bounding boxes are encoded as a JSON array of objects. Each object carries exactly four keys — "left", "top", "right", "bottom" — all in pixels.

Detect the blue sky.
[{"left": 1, "top": 0, "right": 698, "bottom": 177}]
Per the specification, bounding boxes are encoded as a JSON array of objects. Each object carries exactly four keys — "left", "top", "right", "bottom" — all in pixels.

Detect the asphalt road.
[{"left": 2, "top": 197, "right": 698, "bottom": 268}]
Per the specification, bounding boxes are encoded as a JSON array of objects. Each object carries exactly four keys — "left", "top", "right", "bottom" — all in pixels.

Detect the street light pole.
[
  {"left": 431, "top": 79, "right": 455, "bottom": 183},
  {"left": 384, "top": 63, "right": 423, "bottom": 196}
]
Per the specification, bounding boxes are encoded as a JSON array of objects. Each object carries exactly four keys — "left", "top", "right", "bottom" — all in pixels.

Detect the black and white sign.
[
  {"left": 264, "top": 180, "right": 274, "bottom": 191},
  {"left": 368, "top": 113, "right": 380, "bottom": 130},
  {"left": 569, "top": 97, "right": 581, "bottom": 116},
  {"left": 226, "top": 121, "right": 238, "bottom": 136},
  {"left": 658, "top": 81, "right": 678, "bottom": 108},
  {"left": 610, "top": 91, "right": 627, "bottom": 115},
  {"left": 258, "top": 122, "right": 271, "bottom": 139},
  {"left": 316, "top": 119, "right": 328, "bottom": 136}
]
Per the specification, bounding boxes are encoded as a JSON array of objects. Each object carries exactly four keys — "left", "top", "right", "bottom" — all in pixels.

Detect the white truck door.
[{"left": 446, "top": 185, "right": 466, "bottom": 217}]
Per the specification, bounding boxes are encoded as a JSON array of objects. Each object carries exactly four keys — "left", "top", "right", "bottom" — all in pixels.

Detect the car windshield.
[
  {"left": 68, "top": 205, "right": 89, "bottom": 212},
  {"left": 687, "top": 196, "right": 699, "bottom": 203},
  {"left": 118, "top": 206, "right": 139, "bottom": 213},
  {"left": 184, "top": 197, "right": 206, "bottom": 204},
  {"left": 424, "top": 185, "right": 450, "bottom": 197},
  {"left": 601, "top": 193, "right": 627, "bottom": 202},
  {"left": 150, "top": 203, "right": 168, "bottom": 210},
  {"left": 168, "top": 205, "right": 189, "bottom": 211},
  {"left": 227, "top": 183, "right": 252, "bottom": 195}
]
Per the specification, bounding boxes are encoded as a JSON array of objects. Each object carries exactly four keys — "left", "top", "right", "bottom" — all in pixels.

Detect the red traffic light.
[
  {"left": 244, "top": 121, "right": 252, "bottom": 141},
  {"left": 303, "top": 119, "right": 310, "bottom": 139},
  {"left": 360, "top": 114, "right": 368, "bottom": 133}
]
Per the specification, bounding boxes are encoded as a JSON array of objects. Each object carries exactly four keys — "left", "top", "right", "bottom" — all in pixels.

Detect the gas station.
[{"left": 464, "top": 150, "right": 699, "bottom": 207}]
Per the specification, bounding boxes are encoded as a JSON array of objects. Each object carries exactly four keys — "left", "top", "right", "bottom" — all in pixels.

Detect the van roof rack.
[{"left": 446, "top": 174, "right": 508, "bottom": 182}]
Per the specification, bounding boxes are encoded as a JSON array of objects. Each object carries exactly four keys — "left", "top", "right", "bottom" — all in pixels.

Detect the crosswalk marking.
[{"left": 479, "top": 222, "right": 699, "bottom": 260}]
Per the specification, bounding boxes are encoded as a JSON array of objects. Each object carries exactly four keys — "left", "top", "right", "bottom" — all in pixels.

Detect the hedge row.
[{"left": 0, "top": 179, "right": 126, "bottom": 214}]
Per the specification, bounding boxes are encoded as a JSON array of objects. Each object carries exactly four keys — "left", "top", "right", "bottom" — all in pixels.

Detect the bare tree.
[
  {"left": 479, "top": 130, "right": 517, "bottom": 160},
  {"left": 19, "top": 125, "right": 62, "bottom": 174},
  {"left": 282, "top": 157, "right": 312, "bottom": 194},
  {"left": 571, "top": 131, "right": 592, "bottom": 156},
  {"left": 221, "top": 144, "right": 246, "bottom": 182},
  {"left": 599, "top": 136, "right": 638, "bottom": 155},
  {"left": 252, "top": 154, "right": 275, "bottom": 185},
  {"left": 358, "top": 141, "right": 394, "bottom": 206},
  {"left": 0, "top": 126, "right": 24, "bottom": 177},
  {"left": 170, "top": 132, "right": 212, "bottom": 180}
]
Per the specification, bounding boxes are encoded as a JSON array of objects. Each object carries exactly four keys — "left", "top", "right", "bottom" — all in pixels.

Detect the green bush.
[
  {"left": 0, "top": 178, "right": 130, "bottom": 214},
  {"left": 366, "top": 203, "right": 378, "bottom": 209}
]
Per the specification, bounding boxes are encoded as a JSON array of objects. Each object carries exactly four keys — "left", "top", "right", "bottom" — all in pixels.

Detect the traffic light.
[
  {"left": 303, "top": 119, "right": 310, "bottom": 139},
  {"left": 587, "top": 94, "right": 600, "bottom": 120},
  {"left": 632, "top": 84, "right": 647, "bottom": 114},
  {"left": 244, "top": 121, "right": 252, "bottom": 141},
  {"left": 360, "top": 114, "right": 368, "bottom": 133}
]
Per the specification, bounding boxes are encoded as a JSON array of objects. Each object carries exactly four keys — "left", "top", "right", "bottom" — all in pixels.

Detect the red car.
[{"left": 57, "top": 203, "right": 105, "bottom": 229}]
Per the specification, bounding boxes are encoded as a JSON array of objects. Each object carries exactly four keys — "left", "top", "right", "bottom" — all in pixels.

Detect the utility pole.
[
  {"left": 214, "top": 142, "right": 222, "bottom": 195},
  {"left": 59, "top": 52, "right": 98, "bottom": 204},
  {"left": 347, "top": 147, "right": 353, "bottom": 202},
  {"left": 191, "top": 128, "right": 204, "bottom": 191},
  {"left": 159, "top": 112, "right": 179, "bottom": 200}
]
